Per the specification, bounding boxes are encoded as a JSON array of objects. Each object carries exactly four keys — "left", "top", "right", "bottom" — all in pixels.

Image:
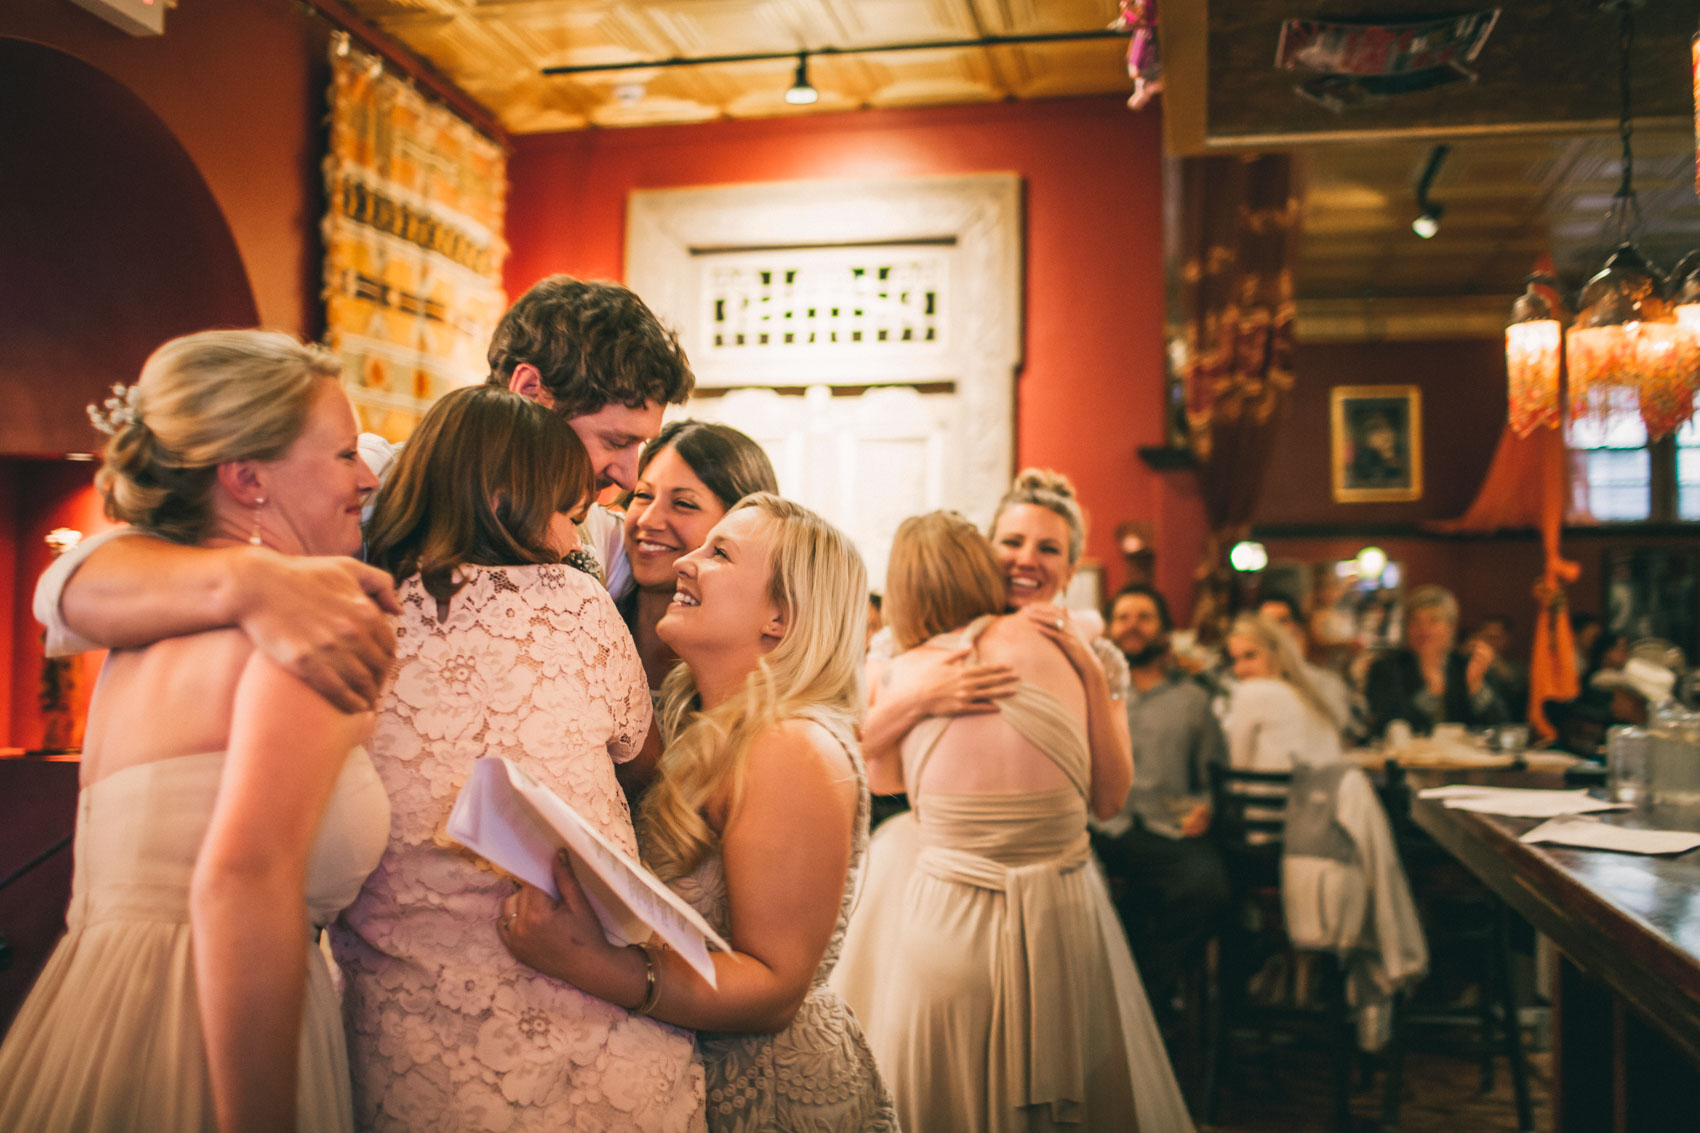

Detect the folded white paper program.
[
  {"left": 446, "top": 757, "right": 731, "bottom": 988},
  {"left": 1519, "top": 815, "right": 1700, "bottom": 856}
]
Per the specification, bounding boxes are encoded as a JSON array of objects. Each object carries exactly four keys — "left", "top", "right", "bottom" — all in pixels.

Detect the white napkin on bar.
[
  {"left": 1519, "top": 815, "right": 1700, "bottom": 856},
  {"left": 1418, "top": 785, "right": 1629, "bottom": 818}
]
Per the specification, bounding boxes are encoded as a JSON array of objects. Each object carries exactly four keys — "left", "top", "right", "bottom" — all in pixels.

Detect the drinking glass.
[{"left": 1606, "top": 725, "right": 1648, "bottom": 804}]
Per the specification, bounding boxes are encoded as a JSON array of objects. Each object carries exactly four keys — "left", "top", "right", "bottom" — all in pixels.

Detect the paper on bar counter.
[
  {"left": 446, "top": 757, "right": 731, "bottom": 987},
  {"left": 1519, "top": 815, "right": 1700, "bottom": 856},
  {"left": 1417, "top": 784, "right": 1630, "bottom": 818}
]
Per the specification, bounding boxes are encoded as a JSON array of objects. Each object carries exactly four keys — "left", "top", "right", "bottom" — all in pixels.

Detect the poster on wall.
[
  {"left": 322, "top": 34, "right": 508, "bottom": 443},
  {"left": 1330, "top": 384, "right": 1423, "bottom": 502}
]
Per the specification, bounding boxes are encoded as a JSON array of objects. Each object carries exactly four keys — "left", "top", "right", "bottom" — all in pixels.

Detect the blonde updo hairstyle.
[
  {"left": 991, "top": 467, "right": 1087, "bottom": 566},
  {"left": 640, "top": 493, "right": 868, "bottom": 881},
  {"left": 885, "top": 511, "right": 1007, "bottom": 652},
  {"left": 97, "top": 330, "right": 341, "bottom": 545}
]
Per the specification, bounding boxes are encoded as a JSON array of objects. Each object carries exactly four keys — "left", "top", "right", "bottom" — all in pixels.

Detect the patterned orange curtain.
[
  {"left": 1430, "top": 382, "right": 1587, "bottom": 737},
  {"left": 1176, "top": 154, "right": 1299, "bottom": 572}
]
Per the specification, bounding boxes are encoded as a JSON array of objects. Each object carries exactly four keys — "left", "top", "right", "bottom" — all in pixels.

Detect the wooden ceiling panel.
[
  {"left": 341, "top": 0, "right": 1127, "bottom": 133},
  {"left": 334, "top": 0, "right": 1700, "bottom": 343}
]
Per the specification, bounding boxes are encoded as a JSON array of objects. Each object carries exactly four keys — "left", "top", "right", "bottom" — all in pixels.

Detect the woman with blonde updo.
[
  {"left": 862, "top": 469, "right": 1130, "bottom": 787},
  {"left": 0, "top": 330, "right": 390, "bottom": 1133},
  {"left": 500, "top": 493, "right": 898, "bottom": 1131}
]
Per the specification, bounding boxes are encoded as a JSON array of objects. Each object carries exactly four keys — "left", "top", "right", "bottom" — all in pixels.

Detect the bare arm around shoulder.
[
  {"left": 504, "top": 718, "right": 859, "bottom": 1033},
  {"left": 1021, "top": 605, "right": 1133, "bottom": 821},
  {"left": 54, "top": 534, "right": 400, "bottom": 711},
  {"left": 190, "top": 651, "right": 373, "bottom": 1133},
  {"left": 861, "top": 647, "right": 1018, "bottom": 785}
]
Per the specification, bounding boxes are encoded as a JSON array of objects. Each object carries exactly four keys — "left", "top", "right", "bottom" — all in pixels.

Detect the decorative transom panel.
[
  {"left": 627, "top": 174, "right": 1022, "bottom": 568},
  {"left": 702, "top": 248, "right": 947, "bottom": 358}
]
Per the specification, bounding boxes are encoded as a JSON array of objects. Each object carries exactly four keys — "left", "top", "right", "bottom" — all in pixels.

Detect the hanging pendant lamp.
[
  {"left": 1505, "top": 275, "right": 1565, "bottom": 437},
  {"left": 1562, "top": 2, "right": 1698, "bottom": 440}
]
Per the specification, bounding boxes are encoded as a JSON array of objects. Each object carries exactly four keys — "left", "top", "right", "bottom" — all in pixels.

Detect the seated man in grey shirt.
[{"left": 1091, "top": 583, "right": 1230, "bottom": 1028}]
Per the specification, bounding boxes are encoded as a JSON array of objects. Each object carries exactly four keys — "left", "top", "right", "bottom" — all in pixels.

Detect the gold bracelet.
[{"left": 629, "top": 940, "right": 662, "bottom": 1017}]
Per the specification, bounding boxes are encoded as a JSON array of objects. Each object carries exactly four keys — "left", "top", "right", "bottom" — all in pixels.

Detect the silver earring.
[{"left": 249, "top": 497, "right": 267, "bottom": 546}]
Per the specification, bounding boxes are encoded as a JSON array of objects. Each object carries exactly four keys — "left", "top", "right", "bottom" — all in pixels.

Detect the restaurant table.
[{"left": 1413, "top": 789, "right": 1700, "bottom": 1132}]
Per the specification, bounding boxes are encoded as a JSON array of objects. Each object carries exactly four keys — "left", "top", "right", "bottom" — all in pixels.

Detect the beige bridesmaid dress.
[{"left": 847, "top": 616, "right": 1195, "bottom": 1132}]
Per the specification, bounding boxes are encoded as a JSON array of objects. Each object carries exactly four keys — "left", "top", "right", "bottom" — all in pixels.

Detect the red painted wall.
[
  {"left": 1, "top": 0, "right": 329, "bottom": 334},
  {"left": 505, "top": 96, "right": 1206, "bottom": 616},
  {"left": 1260, "top": 338, "right": 1508, "bottom": 527}
]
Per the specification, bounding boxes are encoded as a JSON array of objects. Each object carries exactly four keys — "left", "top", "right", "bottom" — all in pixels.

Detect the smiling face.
[
  {"left": 566, "top": 400, "right": 665, "bottom": 493},
  {"left": 624, "top": 445, "right": 729, "bottom": 591},
  {"left": 1227, "top": 632, "right": 1274, "bottom": 681},
  {"left": 656, "top": 506, "right": 783, "bottom": 666},
  {"left": 256, "top": 380, "right": 376, "bottom": 558},
  {"left": 990, "top": 503, "right": 1075, "bottom": 608},
  {"left": 1110, "top": 592, "right": 1166, "bottom": 660}
]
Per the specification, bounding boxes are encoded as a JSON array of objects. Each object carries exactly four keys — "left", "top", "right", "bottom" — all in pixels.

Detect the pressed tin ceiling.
[
  {"left": 335, "top": 0, "right": 1131, "bottom": 134},
  {"left": 336, "top": 0, "right": 1700, "bottom": 343}
]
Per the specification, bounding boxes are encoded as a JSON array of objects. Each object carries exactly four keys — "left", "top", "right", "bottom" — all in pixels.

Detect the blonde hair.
[
  {"left": 885, "top": 511, "right": 1006, "bottom": 652},
  {"left": 97, "top": 330, "right": 341, "bottom": 544},
  {"left": 1229, "top": 612, "right": 1335, "bottom": 727},
  {"left": 639, "top": 493, "right": 868, "bottom": 881},
  {"left": 1404, "top": 584, "right": 1460, "bottom": 628},
  {"left": 991, "top": 467, "right": 1086, "bottom": 565}
]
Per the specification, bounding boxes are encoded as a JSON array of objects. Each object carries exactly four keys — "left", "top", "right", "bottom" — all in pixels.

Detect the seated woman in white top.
[{"left": 1222, "top": 612, "right": 1344, "bottom": 771}]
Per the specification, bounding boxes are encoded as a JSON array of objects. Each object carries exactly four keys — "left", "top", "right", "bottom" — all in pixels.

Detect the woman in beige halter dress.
[
  {"left": 848, "top": 512, "right": 1193, "bottom": 1132},
  {"left": 0, "top": 331, "right": 391, "bottom": 1132}
]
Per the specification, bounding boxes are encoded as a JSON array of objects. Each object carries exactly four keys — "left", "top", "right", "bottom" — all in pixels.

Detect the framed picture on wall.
[{"left": 1330, "top": 384, "right": 1423, "bottom": 503}]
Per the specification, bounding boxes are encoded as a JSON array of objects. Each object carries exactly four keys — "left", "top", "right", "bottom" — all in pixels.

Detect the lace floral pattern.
[
  {"left": 331, "top": 566, "right": 705, "bottom": 1133},
  {"left": 670, "top": 719, "right": 898, "bottom": 1133}
]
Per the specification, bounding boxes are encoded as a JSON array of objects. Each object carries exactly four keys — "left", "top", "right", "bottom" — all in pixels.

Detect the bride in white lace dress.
[
  {"left": 500, "top": 493, "right": 897, "bottom": 1132},
  {"left": 331, "top": 386, "right": 704, "bottom": 1132}
]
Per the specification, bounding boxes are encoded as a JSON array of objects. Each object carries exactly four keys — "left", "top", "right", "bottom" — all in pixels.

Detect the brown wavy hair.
[
  {"left": 486, "top": 275, "right": 694, "bottom": 419},
  {"left": 365, "top": 386, "right": 592, "bottom": 603}
]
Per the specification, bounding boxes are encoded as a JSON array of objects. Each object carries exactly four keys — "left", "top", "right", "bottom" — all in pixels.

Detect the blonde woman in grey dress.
[
  {"left": 500, "top": 493, "right": 897, "bottom": 1131},
  {"left": 848, "top": 512, "right": 1193, "bottom": 1132}
]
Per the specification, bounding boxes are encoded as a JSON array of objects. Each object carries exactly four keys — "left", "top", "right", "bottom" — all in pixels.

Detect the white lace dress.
[
  {"left": 330, "top": 565, "right": 705, "bottom": 1132},
  {"left": 669, "top": 716, "right": 899, "bottom": 1133}
]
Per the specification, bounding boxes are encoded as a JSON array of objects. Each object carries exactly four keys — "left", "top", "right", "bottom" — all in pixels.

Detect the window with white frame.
[{"left": 1571, "top": 390, "right": 1700, "bottom": 522}]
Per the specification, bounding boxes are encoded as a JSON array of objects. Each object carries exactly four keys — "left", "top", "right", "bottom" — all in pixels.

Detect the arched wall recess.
[{"left": 0, "top": 38, "right": 258, "bottom": 456}]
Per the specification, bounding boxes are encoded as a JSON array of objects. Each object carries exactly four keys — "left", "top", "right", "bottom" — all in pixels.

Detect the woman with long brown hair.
[{"left": 333, "top": 385, "right": 703, "bottom": 1132}]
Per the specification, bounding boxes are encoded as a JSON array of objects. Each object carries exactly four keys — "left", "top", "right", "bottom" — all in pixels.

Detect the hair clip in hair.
[{"left": 86, "top": 383, "right": 141, "bottom": 436}]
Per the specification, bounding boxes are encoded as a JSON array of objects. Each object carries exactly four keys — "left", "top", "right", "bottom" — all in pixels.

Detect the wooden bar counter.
[{"left": 1413, "top": 789, "right": 1700, "bottom": 1132}]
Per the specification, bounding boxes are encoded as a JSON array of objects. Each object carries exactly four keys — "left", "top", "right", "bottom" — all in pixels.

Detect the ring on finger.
[{"left": 1054, "top": 616, "right": 1065, "bottom": 630}]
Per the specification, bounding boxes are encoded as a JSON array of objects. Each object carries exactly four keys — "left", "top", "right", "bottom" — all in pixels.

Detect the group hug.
[{"left": 0, "top": 276, "right": 1194, "bottom": 1132}]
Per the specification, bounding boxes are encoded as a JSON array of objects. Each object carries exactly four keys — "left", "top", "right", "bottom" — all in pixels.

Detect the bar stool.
[{"left": 1378, "top": 762, "right": 1534, "bottom": 1132}]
